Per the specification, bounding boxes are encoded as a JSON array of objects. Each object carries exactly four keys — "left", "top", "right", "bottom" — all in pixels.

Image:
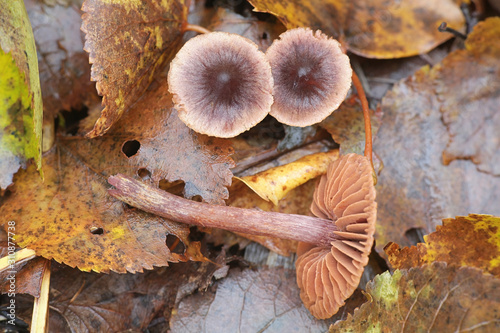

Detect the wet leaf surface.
[
  {"left": 249, "top": 0, "right": 465, "bottom": 58},
  {"left": 25, "top": 0, "right": 99, "bottom": 120},
  {"left": 81, "top": 0, "right": 188, "bottom": 137},
  {"left": 170, "top": 266, "right": 366, "bottom": 332},
  {"left": 439, "top": 18, "right": 500, "bottom": 176},
  {"left": 373, "top": 20, "right": 500, "bottom": 255},
  {"left": 385, "top": 214, "right": 500, "bottom": 278},
  {"left": 0, "top": 0, "right": 43, "bottom": 188},
  {"left": 331, "top": 262, "right": 500, "bottom": 332}
]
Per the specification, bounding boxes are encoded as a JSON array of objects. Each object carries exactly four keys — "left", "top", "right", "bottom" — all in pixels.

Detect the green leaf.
[{"left": 0, "top": 0, "right": 43, "bottom": 188}]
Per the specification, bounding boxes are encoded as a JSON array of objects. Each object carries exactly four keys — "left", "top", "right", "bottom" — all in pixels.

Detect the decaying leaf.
[
  {"left": 439, "top": 17, "right": 500, "bottom": 176},
  {"left": 25, "top": 0, "right": 98, "bottom": 120},
  {"left": 374, "top": 20, "right": 500, "bottom": 255},
  {"left": 385, "top": 214, "right": 500, "bottom": 278},
  {"left": 74, "top": 82, "right": 235, "bottom": 204},
  {"left": 320, "top": 94, "right": 382, "bottom": 156},
  {"left": 0, "top": 0, "right": 43, "bottom": 188},
  {"left": 0, "top": 148, "right": 208, "bottom": 273},
  {"left": 237, "top": 150, "right": 338, "bottom": 205},
  {"left": 170, "top": 267, "right": 365, "bottom": 332},
  {"left": 331, "top": 262, "right": 500, "bottom": 332},
  {"left": 249, "top": 0, "right": 464, "bottom": 58},
  {"left": 13, "top": 261, "right": 220, "bottom": 331},
  {"left": 0, "top": 248, "right": 47, "bottom": 297},
  {"left": 81, "top": 0, "right": 188, "bottom": 137}
]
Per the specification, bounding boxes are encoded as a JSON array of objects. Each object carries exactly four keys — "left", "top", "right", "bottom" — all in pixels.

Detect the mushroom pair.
[
  {"left": 168, "top": 28, "right": 352, "bottom": 138},
  {"left": 108, "top": 153, "right": 376, "bottom": 319}
]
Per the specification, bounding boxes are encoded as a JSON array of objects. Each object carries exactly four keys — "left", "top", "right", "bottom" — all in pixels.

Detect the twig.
[
  {"left": 351, "top": 71, "right": 373, "bottom": 167},
  {"left": 31, "top": 260, "right": 51, "bottom": 333}
]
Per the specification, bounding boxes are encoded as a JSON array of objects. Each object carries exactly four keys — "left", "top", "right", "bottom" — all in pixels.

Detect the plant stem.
[
  {"left": 351, "top": 71, "right": 373, "bottom": 166},
  {"left": 108, "top": 174, "right": 340, "bottom": 247},
  {"left": 183, "top": 23, "right": 211, "bottom": 35}
]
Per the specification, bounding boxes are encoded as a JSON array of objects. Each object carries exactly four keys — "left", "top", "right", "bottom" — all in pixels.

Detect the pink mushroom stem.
[{"left": 108, "top": 174, "right": 341, "bottom": 247}]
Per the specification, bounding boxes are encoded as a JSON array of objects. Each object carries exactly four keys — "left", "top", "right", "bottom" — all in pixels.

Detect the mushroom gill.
[
  {"left": 168, "top": 32, "right": 273, "bottom": 138},
  {"left": 295, "top": 153, "right": 376, "bottom": 319}
]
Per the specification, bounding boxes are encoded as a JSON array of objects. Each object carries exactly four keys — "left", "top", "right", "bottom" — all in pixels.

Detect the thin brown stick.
[
  {"left": 108, "top": 174, "right": 341, "bottom": 247},
  {"left": 183, "top": 24, "right": 211, "bottom": 35},
  {"left": 352, "top": 71, "right": 373, "bottom": 166}
]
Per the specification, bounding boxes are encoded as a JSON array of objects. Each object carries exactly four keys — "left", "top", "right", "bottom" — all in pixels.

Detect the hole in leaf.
[
  {"left": 122, "top": 140, "right": 140, "bottom": 158},
  {"left": 137, "top": 168, "right": 151, "bottom": 180},
  {"left": 158, "top": 179, "right": 185, "bottom": 197},
  {"left": 262, "top": 32, "right": 268, "bottom": 40},
  {"left": 166, "top": 234, "right": 186, "bottom": 254},
  {"left": 90, "top": 227, "right": 104, "bottom": 235},
  {"left": 404, "top": 227, "right": 426, "bottom": 245}
]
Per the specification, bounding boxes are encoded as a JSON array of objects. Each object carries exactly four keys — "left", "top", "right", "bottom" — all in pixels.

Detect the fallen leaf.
[
  {"left": 73, "top": 82, "right": 235, "bottom": 204},
  {"left": 170, "top": 267, "right": 366, "bottom": 332},
  {"left": 330, "top": 262, "right": 500, "bottom": 332},
  {"left": 439, "top": 17, "right": 500, "bottom": 176},
  {"left": 81, "top": 0, "right": 188, "bottom": 137},
  {"left": 12, "top": 261, "right": 220, "bottom": 331},
  {"left": 0, "top": 142, "right": 207, "bottom": 273},
  {"left": 207, "top": 7, "right": 286, "bottom": 50},
  {"left": 25, "top": 0, "right": 99, "bottom": 120},
  {"left": 0, "top": 251, "right": 47, "bottom": 298},
  {"left": 374, "top": 23, "right": 500, "bottom": 255},
  {"left": 0, "top": 0, "right": 43, "bottom": 188},
  {"left": 249, "top": 0, "right": 465, "bottom": 58},
  {"left": 320, "top": 94, "right": 382, "bottom": 156},
  {"left": 385, "top": 214, "right": 500, "bottom": 278},
  {"left": 237, "top": 150, "right": 338, "bottom": 205}
]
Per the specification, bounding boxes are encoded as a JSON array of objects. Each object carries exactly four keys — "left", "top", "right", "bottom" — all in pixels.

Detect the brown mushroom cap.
[
  {"left": 266, "top": 28, "right": 352, "bottom": 127},
  {"left": 168, "top": 32, "right": 274, "bottom": 138},
  {"left": 295, "top": 153, "right": 376, "bottom": 319}
]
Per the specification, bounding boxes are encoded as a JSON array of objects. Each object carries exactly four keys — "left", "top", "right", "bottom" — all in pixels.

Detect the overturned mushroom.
[
  {"left": 296, "top": 153, "right": 376, "bottom": 319},
  {"left": 266, "top": 28, "right": 352, "bottom": 126},
  {"left": 168, "top": 32, "right": 274, "bottom": 138},
  {"left": 108, "top": 153, "right": 376, "bottom": 319}
]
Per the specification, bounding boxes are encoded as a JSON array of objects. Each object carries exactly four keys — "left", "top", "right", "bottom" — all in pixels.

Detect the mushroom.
[
  {"left": 107, "top": 153, "right": 376, "bottom": 319},
  {"left": 296, "top": 153, "right": 376, "bottom": 319},
  {"left": 265, "top": 28, "right": 352, "bottom": 126},
  {"left": 168, "top": 32, "right": 274, "bottom": 138}
]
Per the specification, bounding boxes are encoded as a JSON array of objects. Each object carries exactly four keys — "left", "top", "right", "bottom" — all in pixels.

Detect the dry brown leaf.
[
  {"left": 331, "top": 263, "right": 500, "bottom": 332},
  {"left": 439, "top": 17, "right": 500, "bottom": 176},
  {"left": 249, "top": 0, "right": 465, "bottom": 58},
  {"left": 374, "top": 20, "right": 500, "bottom": 255},
  {"left": 385, "top": 214, "right": 500, "bottom": 278},
  {"left": 81, "top": 0, "right": 188, "bottom": 137},
  {"left": 74, "top": 82, "right": 235, "bottom": 204},
  {"left": 0, "top": 249, "right": 47, "bottom": 297},
  {"left": 170, "top": 267, "right": 366, "bottom": 332}
]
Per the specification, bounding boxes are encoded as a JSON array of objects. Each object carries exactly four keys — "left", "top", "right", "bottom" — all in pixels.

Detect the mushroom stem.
[
  {"left": 351, "top": 71, "right": 373, "bottom": 167},
  {"left": 183, "top": 23, "right": 211, "bottom": 35},
  {"left": 108, "top": 174, "right": 341, "bottom": 248}
]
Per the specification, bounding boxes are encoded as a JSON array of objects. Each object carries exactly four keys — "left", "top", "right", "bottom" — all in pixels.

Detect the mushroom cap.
[
  {"left": 266, "top": 28, "right": 352, "bottom": 127},
  {"left": 168, "top": 32, "right": 274, "bottom": 138},
  {"left": 295, "top": 153, "right": 376, "bottom": 319}
]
